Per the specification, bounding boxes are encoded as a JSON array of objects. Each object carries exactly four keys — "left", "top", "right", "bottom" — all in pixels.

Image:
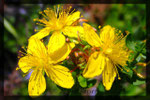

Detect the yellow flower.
[
  {"left": 17, "top": 38, "right": 75, "bottom": 96},
  {"left": 82, "top": 23, "right": 130, "bottom": 90},
  {"left": 31, "top": 5, "right": 84, "bottom": 54}
]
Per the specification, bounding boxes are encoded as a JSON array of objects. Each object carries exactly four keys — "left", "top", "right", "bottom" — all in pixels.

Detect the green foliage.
[
  {"left": 105, "top": 4, "right": 146, "bottom": 39},
  {"left": 78, "top": 75, "right": 87, "bottom": 88},
  {"left": 98, "top": 83, "right": 105, "bottom": 93},
  {"left": 126, "top": 34, "right": 137, "bottom": 51},
  {"left": 120, "top": 83, "right": 146, "bottom": 96},
  {"left": 46, "top": 78, "right": 62, "bottom": 95},
  {"left": 12, "top": 82, "right": 28, "bottom": 95},
  {"left": 4, "top": 18, "right": 19, "bottom": 41},
  {"left": 87, "top": 79, "right": 97, "bottom": 88},
  {"left": 133, "top": 79, "right": 145, "bottom": 85}
]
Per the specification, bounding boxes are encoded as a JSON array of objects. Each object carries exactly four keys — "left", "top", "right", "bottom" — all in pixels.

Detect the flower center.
[
  {"left": 55, "top": 21, "right": 64, "bottom": 30},
  {"left": 105, "top": 48, "right": 112, "bottom": 54}
]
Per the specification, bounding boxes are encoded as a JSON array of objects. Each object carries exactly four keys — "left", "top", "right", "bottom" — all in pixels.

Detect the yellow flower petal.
[
  {"left": 62, "top": 26, "right": 84, "bottom": 38},
  {"left": 30, "top": 27, "right": 51, "bottom": 40},
  {"left": 66, "top": 11, "right": 81, "bottom": 26},
  {"left": 99, "top": 25, "right": 115, "bottom": 44},
  {"left": 45, "top": 65, "right": 74, "bottom": 88},
  {"left": 27, "top": 38, "right": 47, "bottom": 58},
  {"left": 48, "top": 31, "right": 66, "bottom": 54},
  {"left": 102, "top": 58, "right": 117, "bottom": 90},
  {"left": 28, "top": 69, "right": 46, "bottom": 96},
  {"left": 49, "top": 42, "right": 75, "bottom": 63},
  {"left": 18, "top": 56, "right": 33, "bottom": 73},
  {"left": 83, "top": 23, "right": 101, "bottom": 47},
  {"left": 83, "top": 52, "right": 105, "bottom": 78}
]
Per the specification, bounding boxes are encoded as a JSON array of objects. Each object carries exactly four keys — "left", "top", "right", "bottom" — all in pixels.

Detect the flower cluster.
[{"left": 17, "top": 5, "right": 130, "bottom": 96}]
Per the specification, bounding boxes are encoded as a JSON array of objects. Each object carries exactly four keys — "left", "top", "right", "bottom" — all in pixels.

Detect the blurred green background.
[{"left": 4, "top": 4, "right": 146, "bottom": 97}]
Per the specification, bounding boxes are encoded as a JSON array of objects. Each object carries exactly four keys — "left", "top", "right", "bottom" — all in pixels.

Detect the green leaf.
[
  {"left": 83, "top": 45, "right": 91, "bottom": 50},
  {"left": 88, "top": 83, "right": 93, "bottom": 88},
  {"left": 78, "top": 75, "right": 87, "bottom": 88},
  {"left": 141, "top": 48, "right": 146, "bottom": 55},
  {"left": 120, "top": 83, "right": 144, "bottom": 96},
  {"left": 4, "top": 17, "right": 23, "bottom": 45},
  {"left": 72, "top": 71, "right": 77, "bottom": 81},
  {"left": 136, "top": 53, "right": 146, "bottom": 62},
  {"left": 134, "top": 41, "right": 145, "bottom": 52},
  {"left": 133, "top": 79, "right": 145, "bottom": 85},
  {"left": 126, "top": 34, "right": 137, "bottom": 51},
  {"left": 98, "top": 83, "right": 105, "bottom": 92},
  {"left": 87, "top": 79, "right": 97, "bottom": 88},
  {"left": 70, "top": 38, "right": 79, "bottom": 44},
  {"left": 4, "top": 18, "right": 19, "bottom": 40},
  {"left": 80, "top": 40, "right": 89, "bottom": 46}
]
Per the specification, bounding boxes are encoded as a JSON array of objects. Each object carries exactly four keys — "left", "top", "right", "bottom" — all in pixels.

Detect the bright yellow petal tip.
[
  {"left": 45, "top": 65, "right": 74, "bottom": 89},
  {"left": 83, "top": 23, "right": 101, "bottom": 47},
  {"left": 28, "top": 69, "right": 46, "bottom": 96}
]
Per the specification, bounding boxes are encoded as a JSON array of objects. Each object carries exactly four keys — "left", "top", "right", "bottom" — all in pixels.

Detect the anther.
[
  {"left": 98, "top": 25, "right": 101, "bottom": 29},
  {"left": 33, "top": 19, "right": 37, "bottom": 21},
  {"left": 34, "top": 29, "right": 37, "bottom": 32},
  {"left": 74, "top": 52, "right": 79, "bottom": 57},
  {"left": 39, "top": 11, "right": 43, "bottom": 14},
  {"left": 66, "top": 38, "right": 70, "bottom": 42}
]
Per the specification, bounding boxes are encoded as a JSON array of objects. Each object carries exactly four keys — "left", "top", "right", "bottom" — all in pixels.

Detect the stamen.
[
  {"left": 40, "top": 11, "right": 49, "bottom": 20},
  {"left": 34, "top": 29, "right": 38, "bottom": 32},
  {"left": 39, "top": 11, "right": 42, "bottom": 14},
  {"left": 21, "top": 46, "right": 27, "bottom": 51},
  {"left": 33, "top": 18, "right": 37, "bottom": 21},
  {"left": 18, "top": 50, "right": 26, "bottom": 56},
  {"left": 36, "top": 22, "right": 45, "bottom": 26},
  {"left": 70, "top": 8, "right": 75, "bottom": 15},
  {"left": 114, "top": 64, "right": 121, "bottom": 80},
  {"left": 116, "top": 64, "right": 123, "bottom": 71},
  {"left": 121, "top": 65, "right": 129, "bottom": 72}
]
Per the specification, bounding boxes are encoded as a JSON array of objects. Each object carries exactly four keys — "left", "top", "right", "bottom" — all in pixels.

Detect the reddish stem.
[{"left": 70, "top": 66, "right": 79, "bottom": 73}]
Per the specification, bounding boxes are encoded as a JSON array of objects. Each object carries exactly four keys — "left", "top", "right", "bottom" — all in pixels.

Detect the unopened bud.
[
  {"left": 74, "top": 52, "right": 79, "bottom": 57},
  {"left": 66, "top": 56, "right": 70, "bottom": 60},
  {"left": 78, "top": 18, "right": 88, "bottom": 23},
  {"left": 92, "top": 27, "right": 97, "bottom": 32}
]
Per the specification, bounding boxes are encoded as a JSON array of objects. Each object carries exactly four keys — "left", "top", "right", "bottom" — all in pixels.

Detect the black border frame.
[{"left": 1, "top": 0, "right": 150, "bottom": 99}]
